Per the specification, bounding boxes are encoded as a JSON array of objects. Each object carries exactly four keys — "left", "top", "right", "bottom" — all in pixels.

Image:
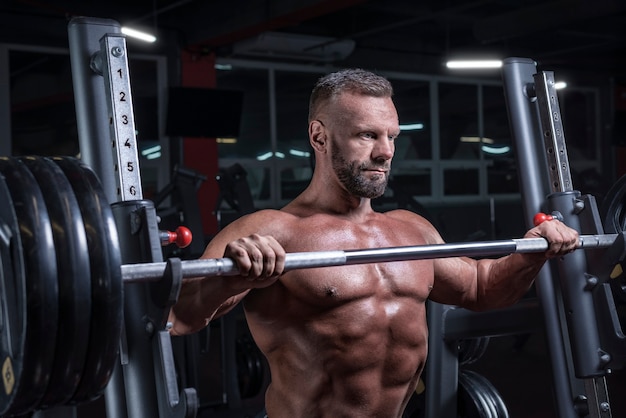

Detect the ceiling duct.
[{"left": 232, "top": 31, "right": 355, "bottom": 62}]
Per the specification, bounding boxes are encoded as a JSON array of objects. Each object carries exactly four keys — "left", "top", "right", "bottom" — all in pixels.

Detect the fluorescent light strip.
[
  {"left": 121, "top": 26, "right": 157, "bottom": 43},
  {"left": 400, "top": 123, "right": 424, "bottom": 131},
  {"left": 446, "top": 60, "right": 503, "bottom": 69},
  {"left": 145, "top": 151, "right": 162, "bottom": 160},
  {"left": 289, "top": 149, "right": 311, "bottom": 158},
  {"left": 216, "top": 137, "right": 237, "bottom": 144},
  {"left": 257, "top": 151, "right": 286, "bottom": 161},
  {"left": 141, "top": 145, "right": 161, "bottom": 156},
  {"left": 481, "top": 145, "right": 510, "bottom": 155},
  {"left": 460, "top": 136, "right": 494, "bottom": 144}
]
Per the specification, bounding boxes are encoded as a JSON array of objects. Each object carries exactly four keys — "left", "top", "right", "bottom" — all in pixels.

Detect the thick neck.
[{"left": 284, "top": 168, "right": 375, "bottom": 219}]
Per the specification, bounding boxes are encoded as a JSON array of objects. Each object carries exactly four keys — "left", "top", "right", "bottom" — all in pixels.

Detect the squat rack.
[
  {"left": 66, "top": 17, "right": 196, "bottom": 418},
  {"left": 425, "top": 58, "right": 625, "bottom": 418},
  {"left": 61, "top": 17, "right": 624, "bottom": 418}
]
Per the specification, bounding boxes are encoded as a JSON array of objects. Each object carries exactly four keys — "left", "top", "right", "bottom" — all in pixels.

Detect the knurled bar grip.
[{"left": 120, "top": 234, "right": 618, "bottom": 283}]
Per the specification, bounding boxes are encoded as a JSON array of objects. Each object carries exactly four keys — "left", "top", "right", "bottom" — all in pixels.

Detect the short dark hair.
[{"left": 308, "top": 68, "right": 393, "bottom": 121}]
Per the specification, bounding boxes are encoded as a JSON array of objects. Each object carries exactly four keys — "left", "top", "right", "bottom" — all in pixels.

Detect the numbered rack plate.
[{"left": 99, "top": 33, "right": 143, "bottom": 201}]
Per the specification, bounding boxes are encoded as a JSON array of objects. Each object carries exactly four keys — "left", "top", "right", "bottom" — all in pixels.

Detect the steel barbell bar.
[{"left": 121, "top": 233, "right": 619, "bottom": 283}]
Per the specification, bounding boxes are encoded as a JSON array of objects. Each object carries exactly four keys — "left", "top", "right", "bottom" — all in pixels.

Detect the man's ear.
[{"left": 309, "top": 120, "right": 326, "bottom": 151}]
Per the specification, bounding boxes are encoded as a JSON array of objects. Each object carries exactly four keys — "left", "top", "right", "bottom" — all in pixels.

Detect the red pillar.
[{"left": 180, "top": 50, "right": 219, "bottom": 236}]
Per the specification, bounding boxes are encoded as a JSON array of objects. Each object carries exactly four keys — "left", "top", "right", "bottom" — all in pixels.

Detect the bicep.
[
  {"left": 388, "top": 212, "right": 474, "bottom": 305},
  {"left": 401, "top": 216, "right": 484, "bottom": 307},
  {"left": 429, "top": 256, "right": 492, "bottom": 308}
]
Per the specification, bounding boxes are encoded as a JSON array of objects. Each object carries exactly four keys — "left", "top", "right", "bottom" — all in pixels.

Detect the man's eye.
[{"left": 361, "top": 132, "right": 375, "bottom": 139}]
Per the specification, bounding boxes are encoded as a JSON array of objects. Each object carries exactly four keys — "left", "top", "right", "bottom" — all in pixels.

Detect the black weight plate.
[
  {"left": 0, "top": 157, "right": 59, "bottom": 416},
  {"left": 458, "top": 369, "right": 495, "bottom": 418},
  {"left": 0, "top": 171, "right": 27, "bottom": 416},
  {"left": 601, "top": 173, "right": 626, "bottom": 303},
  {"left": 463, "top": 370, "right": 509, "bottom": 418},
  {"left": 480, "top": 376, "right": 509, "bottom": 418},
  {"left": 458, "top": 337, "right": 490, "bottom": 366},
  {"left": 19, "top": 156, "right": 92, "bottom": 407},
  {"left": 52, "top": 157, "right": 123, "bottom": 403},
  {"left": 601, "top": 173, "right": 626, "bottom": 234}
]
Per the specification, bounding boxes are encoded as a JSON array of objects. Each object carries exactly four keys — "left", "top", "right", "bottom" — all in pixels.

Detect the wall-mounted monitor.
[{"left": 166, "top": 87, "right": 243, "bottom": 138}]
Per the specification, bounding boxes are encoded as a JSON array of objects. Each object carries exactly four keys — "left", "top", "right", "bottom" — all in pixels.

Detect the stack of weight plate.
[
  {"left": 457, "top": 369, "right": 510, "bottom": 418},
  {"left": 456, "top": 337, "right": 510, "bottom": 418},
  {"left": 601, "top": 174, "right": 626, "bottom": 304},
  {"left": 0, "top": 156, "right": 123, "bottom": 416}
]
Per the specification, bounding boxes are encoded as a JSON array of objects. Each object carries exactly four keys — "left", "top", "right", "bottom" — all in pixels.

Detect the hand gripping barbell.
[
  {"left": 0, "top": 155, "right": 620, "bottom": 415},
  {"left": 121, "top": 233, "right": 617, "bottom": 283},
  {"left": 123, "top": 198, "right": 615, "bottom": 282}
]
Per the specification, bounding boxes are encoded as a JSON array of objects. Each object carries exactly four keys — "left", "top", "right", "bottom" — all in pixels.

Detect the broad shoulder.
[
  {"left": 207, "top": 206, "right": 443, "bottom": 256},
  {"left": 201, "top": 209, "right": 297, "bottom": 257},
  {"left": 384, "top": 208, "right": 442, "bottom": 244},
  {"left": 220, "top": 208, "right": 298, "bottom": 237}
]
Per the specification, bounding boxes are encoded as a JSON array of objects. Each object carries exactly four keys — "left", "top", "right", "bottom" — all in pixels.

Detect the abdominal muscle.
[{"left": 243, "top": 262, "right": 431, "bottom": 418}]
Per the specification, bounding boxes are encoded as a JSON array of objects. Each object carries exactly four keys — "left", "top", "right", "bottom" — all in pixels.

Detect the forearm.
[
  {"left": 473, "top": 252, "right": 547, "bottom": 310},
  {"left": 169, "top": 277, "right": 246, "bottom": 335}
]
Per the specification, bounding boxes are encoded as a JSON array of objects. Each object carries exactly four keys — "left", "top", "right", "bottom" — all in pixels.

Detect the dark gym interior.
[{"left": 1, "top": 1, "right": 626, "bottom": 417}]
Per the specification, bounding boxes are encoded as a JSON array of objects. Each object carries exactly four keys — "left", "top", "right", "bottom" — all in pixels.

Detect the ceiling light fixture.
[
  {"left": 121, "top": 26, "right": 157, "bottom": 43},
  {"left": 257, "top": 151, "right": 286, "bottom": 161},
  {"left": 289, "top": 149, "right": 311, "bottom": 158},
  {"left": 481, "top": 145, "right": 511, "bottom": 155},
  {"left": 216, "top": 137, "right": 237, "bottom": 144},
  {"left": 141, "top": 144, "right": 161, "bottom": 160},
  {"left": 400, "top": 123, "right": 425, "bottom": 131},
  {"left": 460, "top": 136, "right": 495, "bottom": 144},
  {"left": 446, "top": 60, "right": 503, "bottom": 69},
  {"left": 141, "top": 144, "right": 161, "bottom": 155},
  {"left": 554, "top": 81, "right": 567, "bottom": 89}
]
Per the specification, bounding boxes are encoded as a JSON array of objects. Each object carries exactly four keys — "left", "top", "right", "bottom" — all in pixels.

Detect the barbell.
[
  {"left": 0, "top": 155, "right": 622, "bottom": 415},
  {"left": 121, "top": 233, "right": 616, "bottom": 283}
]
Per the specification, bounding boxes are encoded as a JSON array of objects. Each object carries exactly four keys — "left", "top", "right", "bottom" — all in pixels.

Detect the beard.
[{"left": 331, "top": 148, "right": 389, "bottom": 199}]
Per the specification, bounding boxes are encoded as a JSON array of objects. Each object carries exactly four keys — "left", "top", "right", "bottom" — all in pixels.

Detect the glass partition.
[{"left": 212, "top": 59, "right": 604, "bottom": 210}]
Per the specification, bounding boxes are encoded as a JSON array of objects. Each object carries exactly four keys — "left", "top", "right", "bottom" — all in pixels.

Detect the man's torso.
[{"left": 244, "top": 210, "right": 434, "bottom": 417}]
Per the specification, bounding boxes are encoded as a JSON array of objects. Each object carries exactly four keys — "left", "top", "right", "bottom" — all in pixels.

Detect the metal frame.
[
  {"left": 501, "top": 58, "right": 585, "bottom": 418},
  {"left": 425, "top": 57, "right": 620, "bottom": 418},
  {"left": 23, "top": 15, "right": 618, "bottom": 416},
  {"left": 67, "top": 17, "right": 196, "bottom": 418}
]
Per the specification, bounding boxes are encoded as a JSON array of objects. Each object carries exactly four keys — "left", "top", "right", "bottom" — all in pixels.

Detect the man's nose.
[{"left": 373, "top": 138, "right": 394, "bottom": 160}]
